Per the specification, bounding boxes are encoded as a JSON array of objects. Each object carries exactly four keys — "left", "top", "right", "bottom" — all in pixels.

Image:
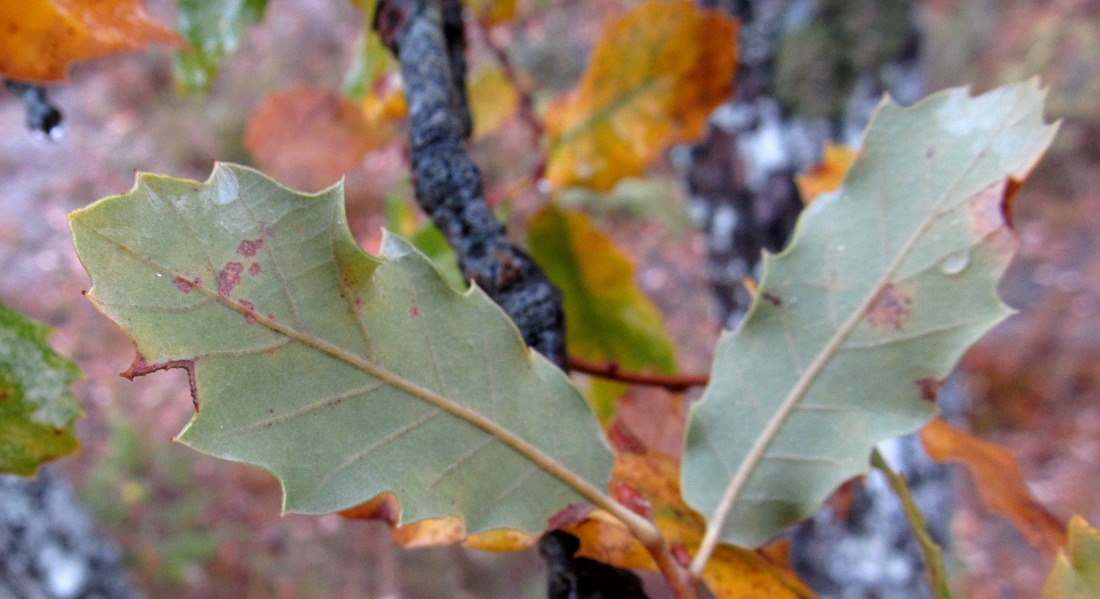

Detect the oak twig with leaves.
[{"left": 4, "top": 1, "right": 1093, "bottom": 598}]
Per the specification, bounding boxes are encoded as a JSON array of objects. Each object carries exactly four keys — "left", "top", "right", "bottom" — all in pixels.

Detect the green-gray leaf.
[
  {"left": 69, "top": 164, "right": 613, "bottom": 534},
  {"left": 174, "top": 0, "right": 267, "bottom": 92},
  {"left": 0, "top": 302, "right": 81, "bottom": 476},
  {"left": 683, "top": 81, "right": 1057, "bottom": 551}
]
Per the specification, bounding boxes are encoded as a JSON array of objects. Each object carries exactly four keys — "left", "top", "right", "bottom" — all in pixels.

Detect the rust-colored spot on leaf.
[
  {"left": 763, "top": 293, "right": 783, "bottom": 307},
  {"left": 122, "top": 355, "right": 199, "bottom": 412},
  {"left": 173, "top": 276, "right": 200, "bottom": 293},
  {"left": 915, "top": 377, "right": 941, "bottom": 401},
  {"left": 217, "top": 262, "right": 244, "bottom": 297},
  {"left": 239, "top": 299, "right": 257, "bottom": 325},
  {"left": 866, "top": 283, "right": 913, "bottom": 331},
  {"left": 967, "top": 181, "right": 1009, "bottom": 239},
  {"left": 611, "top": 482, "right": 652, "bottom": 519},
  {"left": 248, "top": 262, "right": 261, "bottom": 276},
  {"left": 237, "top": 238, "right": 265, "bottom": 257},
  {"left": 607, "top": 420, "right": 647, "bottom": 455}
]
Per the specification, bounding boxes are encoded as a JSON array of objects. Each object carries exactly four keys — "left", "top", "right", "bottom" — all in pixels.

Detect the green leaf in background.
[
  {"left": 1043, "top": 516, "right": 1100, "bottom": 599},
  {"left": 527, "top": 205, "right": 677, "bottom": 423},
  {"left": 173, "top": 0, "right": 267, "bottom": 92},
  {"left": 872, "top": 449, "right": 953, "bottom": 599},
  {"left": 683, "top": 81, "right": 1058, "bottom": 557},
  {"left": 0, "top": 302, "right": 80, "bottom": 476},
  {"left": 343, "top": 0, "right": 397, "bottom": 102},
  {"left": 69, "top": 164, "right": 614, "bottom": 535}
]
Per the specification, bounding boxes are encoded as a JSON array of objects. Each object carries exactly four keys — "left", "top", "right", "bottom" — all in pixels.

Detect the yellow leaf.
[
  {"left": 469, "top": 65, "right": 518, "bottom": 140},
  {"left": 0, "top": 0, "right": 181, "bottom": 82},
  {"left": 1043, "top": 516, "right": 1100, "bottom": 599},
  {"left": 921, "top": 418, "right": 1067, "bottom": 555},
  {"left": 527, "top": 206, "right": 677, "bottom": 422},
  {"left": 544, "top": 0, "right": 737, "bottom": 191},
  {"left": 464, "top": 0, "right": 516, "bottom": 27},
  {"left": 566, "top": 452, "right": 816, "bottom": 598},
  {"left": 795, "top": 144, "right": 856, "bottom": 204}
]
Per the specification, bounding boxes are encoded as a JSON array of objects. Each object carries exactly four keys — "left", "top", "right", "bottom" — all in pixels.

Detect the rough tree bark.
[
  {"left": 677, "top": 1, "right": 955, "bottom": 598},
  {"left": 0, "top": 469, "right": 145, "bottom": 599}
]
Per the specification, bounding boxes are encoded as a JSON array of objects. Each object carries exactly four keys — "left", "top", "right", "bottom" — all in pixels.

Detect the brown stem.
[
  {"left": 644, "top": 540, "right": 701, "bottom": 599},
  {"left": 471, "top": 19, "right": 544, "bottom": 146},
  {"left": 568, "top": 356, "right": 710, "bottom": 392}
]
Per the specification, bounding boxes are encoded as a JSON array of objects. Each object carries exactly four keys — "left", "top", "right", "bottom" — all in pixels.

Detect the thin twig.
[{"left": 568, "top": 356, "right": 710, "bottom": 392}]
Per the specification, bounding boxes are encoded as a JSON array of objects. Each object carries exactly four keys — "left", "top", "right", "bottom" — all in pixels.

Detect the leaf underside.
[
  {"left": 69, "top": 164, "right": 612, "bottom": 534},
  {"left": 682, "top": 81, "right": 1058, "bottom": 548}
]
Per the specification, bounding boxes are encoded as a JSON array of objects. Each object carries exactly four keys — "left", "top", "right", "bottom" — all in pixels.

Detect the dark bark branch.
[
  {"left": 374, "top": 0, "right": 566, "bottom": 367},
  {"left": 568, "top": 356, "right": 709, "bottom": 392}
]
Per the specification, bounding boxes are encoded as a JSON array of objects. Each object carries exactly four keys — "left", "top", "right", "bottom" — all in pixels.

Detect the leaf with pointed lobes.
[
  {"left": 682, "top": 81, "right": 1058, "bottom": 555},
  {"left": 1043, "top": 516, "right": 1100, "bottom": 599},
  {"left": 69, "top": 163, "right": 613, "bottom": 536},
  {"left": 795, "top": 144, "right": 856, "bottom": 205},
  {"left": 0, "top": 302, "right": 81, "bottom": 476},
  {"left": 0, "top": 0, "right": 181, "bottom": 83},
  {"left": 527, "top": 206, "right": 677, "bottom": 423},
  {"left": 543, "top": 0, "right": 737, "bottom": 192},
  {"left": 921, "top": 417, "right": 1066, "bottom": 555}
]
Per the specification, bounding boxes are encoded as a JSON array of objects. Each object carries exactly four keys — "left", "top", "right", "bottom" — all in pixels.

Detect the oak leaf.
[
  {"left": 244, "top": 85, "right": 402, "bottom": 192},
  {"left": 527, "top": 206, "right": 677, "bottom": 422},
  {"left": 682, "top": 81, "right": 1057, "bottom": 556},
  {"left": 0, "top": 0, "right": 181, "bottom": 83},
  {"left": 543, "top": 0, "right": 737, "bottom": 191},
  {"left": 921, "top": 417, "right": 1066, "bottom": 554},
  {"left": 69, "top": 164, "right": 614, "bottom": 535},
  {"left": 0, "top": 302, "right": 81, "bottom": 476},
  {"left": 1043, "top": 516, "right": 1100, "bottom": 599}
]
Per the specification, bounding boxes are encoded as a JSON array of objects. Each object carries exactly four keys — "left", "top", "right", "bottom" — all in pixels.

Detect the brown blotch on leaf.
[
  {"left": 173, "top": 276, "right": 200, "bottom": 293},
  {"left": 217, "top": 262, "right": 244, "bottom": 297},
  {"left": 967, "top": 181, "right": 1017, "bottom": 256},
  {"left": 122, "top": 355, "right": 200, "bottom": 412},
  {"left": 925, "top": 146, "right": 935, "bottom": 160},
  {"left": 763, "top": 293, "right": 783, "bottom": 307},
  {"left": 867, "top": 283, "right": 913, "bottom": 331},
  {"left": 239, "top": 299, "right": 257, "bottom": 325},
  {"left": 236, "top": 238, "right": 265, "bottom": 257},
  {"left": 249, "top": 262, "right": 261, "bottom": 276},
  {"left": 915, "top": 377, "right": 942, "bottom": 402},
  {"left": 338, "top": 493, "right": 399, "bottom": 525}
]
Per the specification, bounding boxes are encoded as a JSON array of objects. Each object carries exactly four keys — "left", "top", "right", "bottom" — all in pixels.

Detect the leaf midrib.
[
  {"left": 75, "top": 219, "right": 660, "bottom": 542},
  {"left": 690, "top": 110, "right": 1011, "bottom": 573}
]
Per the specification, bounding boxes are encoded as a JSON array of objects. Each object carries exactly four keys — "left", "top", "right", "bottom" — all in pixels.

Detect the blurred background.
[{"left": 0, "top": 0, "right": 1098, "bottom": 597}]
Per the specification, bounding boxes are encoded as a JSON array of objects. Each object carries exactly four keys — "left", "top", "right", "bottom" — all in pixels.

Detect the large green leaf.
[
  {"left": 527, "top": 205, "right": 677, "bottom": 423},
  {"left": 173, "top": 0, "right": 267, "bottom": 92},
  {"left": 69, "top": 164, "right": 613, "bottom": 534},
  {"left": 683, "top": 81, "right": 1057, "bottom": 554},
  {"left": 0, "top": 302, "right": 80, "bottom": 475},
  {"left": 1044, "top": 516, "right": 1100, "bottom": 599}
]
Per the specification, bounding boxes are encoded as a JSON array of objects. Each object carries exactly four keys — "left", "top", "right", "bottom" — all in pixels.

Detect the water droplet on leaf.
[{"left": 938, "top": 249, "right": 970, "bottom": 275}]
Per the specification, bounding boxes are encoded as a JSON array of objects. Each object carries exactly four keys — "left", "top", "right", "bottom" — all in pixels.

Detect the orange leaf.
[
  {"left": 0, "top": 0, "right": 181, "bottom": 82},
  {"left": 921, "top": 418, "right": 1067, "bottom": 554},
  {"left": 340, "top": 494, "right": 535, "bottom": 552},
  {"left": 244, "top": 85, "right": 402, "bottom": 192},
  {"left": 567, "top": 451, "right": 816, "bottom": 598},
  {"left": 543, "top": 0, "right": 737, "bottom": 191},
  {"left": 795, "top": 144, "right": 856, "bottom": 204}
]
